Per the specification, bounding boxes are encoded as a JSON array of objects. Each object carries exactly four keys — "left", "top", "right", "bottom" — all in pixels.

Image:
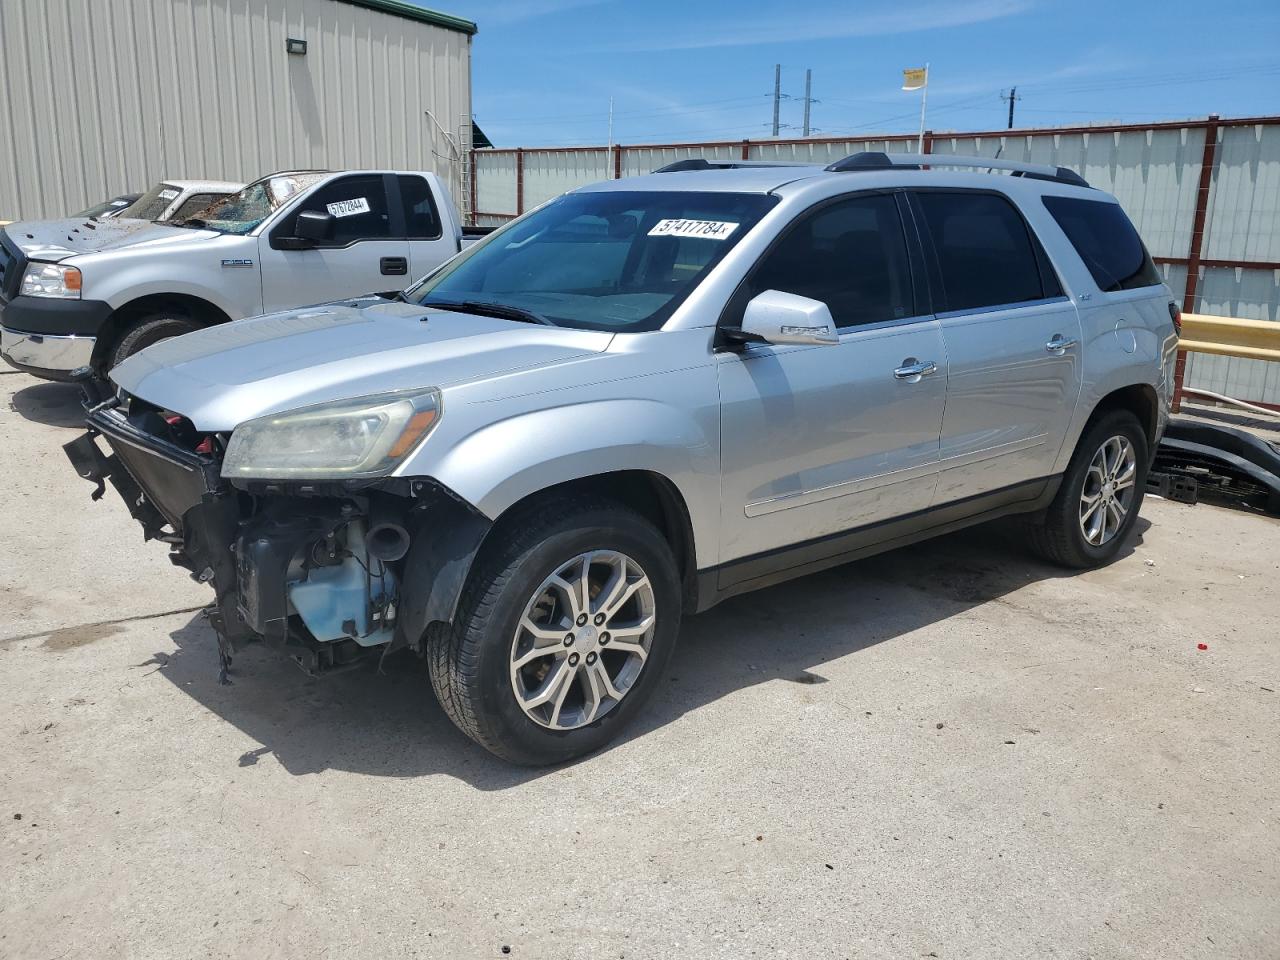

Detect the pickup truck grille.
[{"left": 0, "top": 230, "right": 24, "bottom": 303}]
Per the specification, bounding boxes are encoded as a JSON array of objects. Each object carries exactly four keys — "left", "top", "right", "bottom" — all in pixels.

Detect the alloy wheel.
[
  {"left": 509, "top": 550, "right": 656, "bottom": 730},
  {"left": 1079, "top": 434, "right": 1137, "bottom": 546}
]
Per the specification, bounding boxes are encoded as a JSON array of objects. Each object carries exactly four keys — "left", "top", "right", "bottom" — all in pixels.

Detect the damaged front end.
[{"left": 63, "top": 381, "right": 490, "bottom": 680}]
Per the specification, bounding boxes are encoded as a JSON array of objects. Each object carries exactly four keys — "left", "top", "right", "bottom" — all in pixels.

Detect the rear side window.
[
  {"left": 742, "top": 193, "right": 915, "bottom": 328},
  {"left": 1042, "top": 196, "right": 1161, "bottom": 292},
  {"left": 398, "top": 175, "right": 442, "bottom": 239},
  {"left": 913, "top": 191, "right": 1048, "bottom": 312}
]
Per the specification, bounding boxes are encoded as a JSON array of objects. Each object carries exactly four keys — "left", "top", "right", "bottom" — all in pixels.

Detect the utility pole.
[
  {"left": 607, "top": 96, "right": 615, "bottom": 178},
  {"left": 772, "top": 64, "right": 781, "bottom": 137},
  {"left": 802, "top": 69, "right": 813, "bottom": 137},
  {"left": 1001, "top": 87, "right": 1020, "bottom": 129}
]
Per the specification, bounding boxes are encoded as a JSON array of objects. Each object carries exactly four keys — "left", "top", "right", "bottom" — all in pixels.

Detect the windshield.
[
  {"left": 119, "top": 182, "right": 182, "bottom": 221},
  {"left": 173, "top": 172, "right": 326, "bottom": 234},
  {"left": 408, "top": 190, "right": 778, "bottom": 332}
]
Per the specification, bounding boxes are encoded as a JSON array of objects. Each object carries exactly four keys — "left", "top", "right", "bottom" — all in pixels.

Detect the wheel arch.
[
  {"left": 92, "top": 293, "right": 231, "bottom": 369},
  {"left": 1087, "top": 382, "right": 1160, "bottom": 451},
  {"left": 483, "top": 470, "right": 701, "bottom": 614},
  {"left": 398, "top": 469, "right": 702, "bottom": 655},
  {"left": 1057, "top": 372, "right": 1164, "bottom": 475}
]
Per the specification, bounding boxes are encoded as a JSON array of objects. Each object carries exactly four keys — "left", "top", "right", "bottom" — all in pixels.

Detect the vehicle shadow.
[
  {"left": 158, "top": 517, "right": 1149, "bottom": 788},
  {"left": 9, "top": 381, "right": 85, "bottom": 429}
]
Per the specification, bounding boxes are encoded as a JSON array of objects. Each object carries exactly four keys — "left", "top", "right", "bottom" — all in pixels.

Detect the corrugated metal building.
[
  {"left": 474, "top": 116, "right": 1280, "bottom": 403},
  {"left": 0, "top": 0, "right": 476, "bottom": 221}
]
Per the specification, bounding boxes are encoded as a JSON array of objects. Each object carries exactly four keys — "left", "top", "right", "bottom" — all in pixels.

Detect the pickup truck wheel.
[
  {"left": 107, "top": 314, "right": 199, "bottom": 369},
  {"left": 427, "top": 500, "right": 681, "bottom": 765},
  {"left": 1028, "top": 409, "right": 1148, "bottom": 568}
]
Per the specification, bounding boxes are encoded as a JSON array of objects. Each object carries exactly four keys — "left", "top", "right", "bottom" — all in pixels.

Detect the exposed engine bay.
[{"left": 63, "top": 380, "right": 490, "bottom": 680}]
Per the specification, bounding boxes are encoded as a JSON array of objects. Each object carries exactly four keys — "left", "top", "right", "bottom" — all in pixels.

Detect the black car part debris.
[{"left": 1151, "top": 419, "right": 1280, "bottom": 515}]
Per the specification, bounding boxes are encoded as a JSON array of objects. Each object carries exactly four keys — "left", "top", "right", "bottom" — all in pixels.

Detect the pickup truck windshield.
[
  {"left": 408, "top": 190, "right": 777, "bottom": 332},
  {"left": 119, "top": 182, "right": 182, "bottom": 221},
  {"left": 174, "top": 172, "right": 326, "bottom": 234}
]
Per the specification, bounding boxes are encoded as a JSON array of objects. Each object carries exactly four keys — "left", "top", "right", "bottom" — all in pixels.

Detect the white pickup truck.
[{"left": 0, "top": 170, "right": 476, "bottom": 380}]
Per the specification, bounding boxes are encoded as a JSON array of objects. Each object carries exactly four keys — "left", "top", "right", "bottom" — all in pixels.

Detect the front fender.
[{"left": 416, "top": 398, "right": 721, "bottom": 568}]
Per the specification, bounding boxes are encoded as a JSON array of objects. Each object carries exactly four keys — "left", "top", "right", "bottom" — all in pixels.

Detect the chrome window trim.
[{"left": 934, "top": 295, "right": 1071, "bottom": 321}]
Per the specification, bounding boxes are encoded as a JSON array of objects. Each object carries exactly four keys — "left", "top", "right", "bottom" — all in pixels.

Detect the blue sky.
[{"left": 440, "top": 0, "right": 1280, "bottom": 148}]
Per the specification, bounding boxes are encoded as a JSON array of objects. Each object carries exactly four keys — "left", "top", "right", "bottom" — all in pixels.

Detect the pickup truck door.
[
  {"left": 716, "top": 192, "right": 947, "bottom": 577},
  {"left": 398, "top": 174, "right": 461, "bottom": 279},
  {"left": 258, "top": 173, "right": 411, "bottom": 312},
  {"left": 906, "top": 189, "right": 1083, "bottom": 505}
]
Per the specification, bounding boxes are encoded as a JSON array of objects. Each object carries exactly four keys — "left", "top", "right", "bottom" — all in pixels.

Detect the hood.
[
  {"left": 5, "top": 217, "right": 215, "bottom": 262},
  {"left": 111, "top": 298, "right": 614, "bottom": 431}
]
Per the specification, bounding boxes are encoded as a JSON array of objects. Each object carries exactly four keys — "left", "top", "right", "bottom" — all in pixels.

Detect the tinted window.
[
  {"left": 281, "top": 175, "right": 392, "bottom": 245},
  {"left": 409, "top": 190, "right": 776, "bottom": 332},
  {"left": 742, "top": 193, "right": 914, "bottom": 328},
  {"left": 914, "top": 191, "right": 1046, "bottom": 311},
  {"left": 399, "top": 175, "right": 442, "bottom": 239},
  {"left": 1043, "top": 195, "right": 1161, "bottom": 292}
]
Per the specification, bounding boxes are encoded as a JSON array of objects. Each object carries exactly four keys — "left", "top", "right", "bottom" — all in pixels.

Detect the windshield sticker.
[
  {"left": 158, "top": 189, "right": 180, "bottom": 201},
  {"left": 648, "top": 218, "right": 739, "bottom": 240},
  {"left": 327, "top": 197, "right": 371, "bottom": 218}
]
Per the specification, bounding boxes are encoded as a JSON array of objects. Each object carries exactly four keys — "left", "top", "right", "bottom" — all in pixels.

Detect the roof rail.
[
  {"left": 651, "top": 158, "right": 816, "bottom": 173},
  {"left": 825, "top": 152, "right": 1090, "bottom": 188}
]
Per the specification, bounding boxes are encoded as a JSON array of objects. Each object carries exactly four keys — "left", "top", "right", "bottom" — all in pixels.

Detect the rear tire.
[
  {"left": 427, "top": 498, "right": 682, "bottom": 765},
  {"left": 107, "top": 313, "right": 199, "bottom": 370},
  {"left": 1028, "top": 409, "right": 1149, "bottom": 568}
]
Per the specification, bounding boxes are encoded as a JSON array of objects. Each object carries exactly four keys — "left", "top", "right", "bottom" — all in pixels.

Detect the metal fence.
[{"left": 473, "top": 114, "right": 1280, "bottom": 405}]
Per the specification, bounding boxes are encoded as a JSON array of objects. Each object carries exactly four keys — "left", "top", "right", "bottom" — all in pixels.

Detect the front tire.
[
  {"left": 107, "top": 313, "right": 199, "bottom": 370},
  {"left": 1029, "top": 409, "right": 1149, "bottom": 568},
  {"left": 427, "top": 499, "right": 682, "bottom": 765}
]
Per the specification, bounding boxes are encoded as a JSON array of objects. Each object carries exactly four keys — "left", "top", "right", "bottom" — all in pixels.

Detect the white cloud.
[
  {"left": 476, "top": 0, "right": 612, "bottom": 25},
  {"left": 597, "top": 0, "right": 1034, "bottom": 51}
]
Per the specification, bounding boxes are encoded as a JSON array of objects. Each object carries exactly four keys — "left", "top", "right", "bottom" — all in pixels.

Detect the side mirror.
[
  {"left": 292, "top": 210, "right": 335, "bottom": 245},
  {"left": 738, "top": 290, "right": 839, "bottom": 346}
]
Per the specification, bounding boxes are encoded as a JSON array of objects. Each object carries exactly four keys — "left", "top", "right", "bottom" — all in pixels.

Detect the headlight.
[
  {"left": 221, "top": 388, "right": 442, "bottom": 480},
  {"left": 21, "top": 262, "right": 82, "bottom": 299}
]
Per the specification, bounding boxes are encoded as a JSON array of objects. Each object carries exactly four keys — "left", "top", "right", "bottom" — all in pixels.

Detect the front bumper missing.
[
  {"left": 63, "top": 396, "right": 493, "bottom": 679},
  {"left": 65, "top": 403, "right": 251, "bottom": 673}
]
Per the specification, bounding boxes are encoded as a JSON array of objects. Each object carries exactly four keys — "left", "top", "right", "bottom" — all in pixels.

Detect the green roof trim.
[{"left": 334, "top": 0, "right": 477, "bottom": 35}]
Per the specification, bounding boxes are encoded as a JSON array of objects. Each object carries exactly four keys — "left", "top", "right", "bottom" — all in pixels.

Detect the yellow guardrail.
[{"left": 1179, "top": 313, "right": 1280, "bottom": 362}]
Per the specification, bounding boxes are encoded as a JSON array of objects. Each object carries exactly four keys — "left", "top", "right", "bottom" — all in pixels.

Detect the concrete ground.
[{"left": 2, "top": 367, "right": 1278, "bottom": 960}]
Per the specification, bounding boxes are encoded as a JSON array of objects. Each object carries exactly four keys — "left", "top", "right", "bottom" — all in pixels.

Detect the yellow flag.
[{"left": 902, "top": 67, "right": 928, "bottom": 91}]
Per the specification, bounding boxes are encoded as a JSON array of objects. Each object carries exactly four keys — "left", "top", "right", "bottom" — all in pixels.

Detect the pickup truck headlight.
[
  {"left": 221, "top": 388, "right": 442, "bottom": 480},
  {"left": 21, "top": 263, "right": 82, "bottom": 299}
]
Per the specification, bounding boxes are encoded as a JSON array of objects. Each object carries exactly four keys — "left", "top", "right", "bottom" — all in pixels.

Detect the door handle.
[
  {"left": 894, "top": 359, "right": 937, "bottom": 381},
  {"left": 380, "top": 256, "right": 408, "bottom": 276},
  {"left": 1045, "top": 335, "right": 1079, "bottom": 353}
]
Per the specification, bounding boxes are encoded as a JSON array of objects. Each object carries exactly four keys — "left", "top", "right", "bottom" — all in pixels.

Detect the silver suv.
[{"left": 65, "top": 153, "right": 1179, "bottom": 764}]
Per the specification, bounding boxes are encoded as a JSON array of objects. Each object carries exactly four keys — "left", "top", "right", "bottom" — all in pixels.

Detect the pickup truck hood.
[
  {"left": 111, "top": 298, "right": 614, "bottom": 431},
  {"left": 6, "top": 217, "right": 214, "bottom": 262}
]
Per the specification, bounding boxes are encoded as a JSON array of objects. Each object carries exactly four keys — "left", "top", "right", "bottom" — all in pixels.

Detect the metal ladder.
[{"left": 456, "top": 117, "right": 473, "bottom": 226}]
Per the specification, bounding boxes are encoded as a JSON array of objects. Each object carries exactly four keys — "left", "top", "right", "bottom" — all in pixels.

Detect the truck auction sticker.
[
  {"left": 648, "top": 219, "right": 739, "bottom": 240},
  {"left": 326, "top": 197, "right": 371, "bottom": 218}
]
